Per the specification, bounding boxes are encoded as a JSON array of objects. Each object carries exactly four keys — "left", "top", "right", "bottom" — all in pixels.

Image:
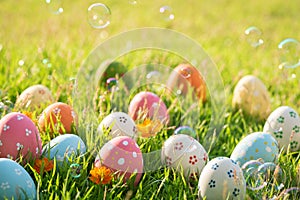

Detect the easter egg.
[
  {"left": 97, "top": 112, "right": 137, "bottom": 139},
  {"left": 198, "top": 157, "right": 246, "bottom": 200},
  {"left": 167, "top": 63, "right": 206, "bottom": 102},
  {"left": 174, "top": 126, "right": 197, "bottom": 138},
  {"left": 263, "top": 106, "right": 300, "bottom": 151},
  {"left": 38, "top": 102, "right": 78, "bottom": 134},
  {"left": 16, "top": 84, "right": 54, "bottom": 110},
  {"left": 232, "top": 75, "right": 271, "bottom": 119},
  {"left": 95, "top": 136, "right": 143, "bottom": 185},
  {"left": 230, "top": 132, "right": 279, "bottom": 166},
  {"left": 0, "top": 112, "right": 42, "bottom": 161},
  {"left": 128, "top": 91, "right": 169, "bottom": 137},
  {"left": 161, "top": 134, "right": 208, "bottom": 179},
  {"left": 0, "top": 158, "right": 36, "bottom": 199},
  {"left": 42, "top": 134, "right": 86, "bottom": 162}
]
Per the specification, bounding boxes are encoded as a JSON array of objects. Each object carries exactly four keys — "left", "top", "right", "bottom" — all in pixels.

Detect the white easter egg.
[
  {"left": 97, "top": 112, "right": 137, "bottom": 139},
  {"left": 0, "top": 158, "right": 36, "bottom": 199},
  {"left": 161, "top": 134, "right": 208, "bottom": 179},
  {"left": 198, "top": 157, "right": 246, "bottom": 200},
  {"left": 232, "top": 75, "right": 271, "bottom": 119},
  {"left": 42, "top": 134, "right": 86, "bottom": 162},
  {"left": 263, "top": 106, "right": 300, "bottom": 151}
]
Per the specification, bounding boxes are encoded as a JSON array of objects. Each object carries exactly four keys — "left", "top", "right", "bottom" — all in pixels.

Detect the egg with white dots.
[
  {"left": 230, "top": 132, "right": 279, "bottom": 166},
  {"left": 97, "top": 112, "right": 138, "bottom": 139},
  {"left": 95, "top": 136, "right": 143, "bottom": 185},
  {"left": 263, "top": 106, "right": 300, "bottom": 151},
  {"left": 232, "top": 75, "right": 271, "bottom": 119},
  {"left": 161, "top": 134, "right": 208, "bottom": 179},
  {"left": 198, "top": 157, "right": 246, "bottom": 200},
  {"left": 0, "top": 158, "right": 37, "bottom": 199},
  {"left": 42, "top": 134, "right": 86, "bottom": 162}
]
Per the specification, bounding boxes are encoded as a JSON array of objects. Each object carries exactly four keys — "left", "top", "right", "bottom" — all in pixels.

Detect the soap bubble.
[
  {"left": 159, "top": 6, "right": 175, "bottom": 21},
  {"left": 244, "top": 26, "right": 264, "bottom": 47},
  {"left": 106, "top": 77, "right": 118, "bottom": 92},
  {"left": 70, "top": 163, "right": 82, "bottom": 178},
  {"left": 174, "top": 126, "right": 196, "bottom": 138},
  {"left": 129, "top": 0, "right": 138, "bottom": 5},
  {"left": 45, "top": 0, "right": 63, "bottom": 14},
  {"left": 87, "top": 3, "right": 111, "bottom": 29},
  {"left": 278, "top": 38, "right": 300, "bottom": 69}
]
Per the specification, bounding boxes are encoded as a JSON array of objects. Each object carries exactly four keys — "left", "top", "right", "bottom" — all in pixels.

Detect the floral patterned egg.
[
  {"left": 42, "top": 134, "right": 86, "bottom": 162},
  {"left": 97, "top": 112, "right": 138, "bottom": 139},
  {"left": 232, "top": 75, "right": 271, "bottom": 119},
  {"left": 95, "top": 136, "right": 143, "bottom": 186},
  {"left": 198, "top": 157, "right": 246, "bottom": 200},
  {"left": 263, "top": 106, "right": 300, "bottom": 151},
  {"left": 230, "top": 132, "right": 279, "bottom": 166},
  {"left": 0, "top": 158, "right": 36, "bottom": 199},
  {"left": 38, "top": 102, "right": 78, "bottom": 135},
  {"left": 161, "top": 134, "right": 208, "bottom": 179},
  {"left": 0, "top": 112, "right": 42, "bottom": 161},
  {"left": 15, "top": 84, "right": 54, "bottom": 110},
  {"left": 167, "top": 63, "right": 206, "bottom": 102}
]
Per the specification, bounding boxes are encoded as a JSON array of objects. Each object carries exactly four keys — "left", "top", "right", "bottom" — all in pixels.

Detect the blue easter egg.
[
  {"left": 42, "top": 134, "right": 86, "bottom": 162},
  {"left": 0, "top": 158, "right": 36, "bottom": 199},
  {"left": 230, "top": 132, "right": 279, "bottom": 166}
]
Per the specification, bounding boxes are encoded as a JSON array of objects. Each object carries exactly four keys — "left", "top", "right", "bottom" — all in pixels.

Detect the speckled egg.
[
  {"left": 43, "top": 134, "right": 86, "bottom": 162},
  {"left": 167, "top": 63, "right": 206, "bottom": 102},
  {"left": 0, "top": 158, "right": 36, "bottom": 199},
  {"left": 232, "top": 75, "right": 271, "bottom": 119},
  {"left": 95, "top": 136, "right": 143, "bottom": 185},
  {"left": 38, "top": 102, "right": 78, "bottom": 135},
  {"left": 16, "top": 84, "right": 54, "bottom": 110},
  {"left": 198, "top": 157, "right": 246, "bottom": 200},
  {"left": 0, "top": 112, "right": 42, "bottom": 161},
  {"left": 97, "top": 112, "right": 137, "bottom": 139},
  {"left": 263, "top": 106, "right": 300, "bottom": 151},
  {"left": 161, "top": 134, "right": 208, "bottom": 179},
  {"left": 230, "top": 132, "right": 279, "bottom": 166},
  {"left": 128, "top": 91, "right": 169, "bottom": 137}
]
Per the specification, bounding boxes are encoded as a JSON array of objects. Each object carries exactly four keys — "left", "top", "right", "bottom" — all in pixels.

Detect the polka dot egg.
[
  {"left": 198, "top": 157, "right": 246, "bottom": 200},
  {"left": 97, "top": 112, "right": 138, "bottom": 139},
  {"left": 232, "top": 75, "right": 271, "bottom": 119},
  {"left": 0, "top": 158, "right": 36, "bottom": 199},
  {"left": 161, "top": 134, "right": 208, "bottom": 179},
  {"left": 95, "top": 136, "right": 143, "bottom": 185},
  {"left": 263, "top": 106, "right": 300, "bottom": 151},
  {"left": 38, "top": 102, "right": 78, "bottom": 135},
  {"left": 230, "top": 132, "right": 279, "bottom": 166},
  {"left": 16, "top": 84, "right": 54, "bottom": 110},
  {"left": 0, "top": 112, "right": 42, "bottom": 161}
]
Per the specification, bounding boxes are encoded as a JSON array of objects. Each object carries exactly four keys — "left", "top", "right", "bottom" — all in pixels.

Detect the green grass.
[{"left": 1, "top": 0, "right": 300, "bottom": 199}]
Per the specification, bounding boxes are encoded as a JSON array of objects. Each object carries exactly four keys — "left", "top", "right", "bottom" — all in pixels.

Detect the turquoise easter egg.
[{"left": 0, "top": 158, "right": 36, "bottom": 199}]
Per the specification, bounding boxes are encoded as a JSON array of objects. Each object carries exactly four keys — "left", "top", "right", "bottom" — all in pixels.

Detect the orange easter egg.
[
  {"left": 167, "top": 63, "right": 206, "bottom": 102},
  {"left": 38, "top": 102, "right": 78, "bottom": 135}
]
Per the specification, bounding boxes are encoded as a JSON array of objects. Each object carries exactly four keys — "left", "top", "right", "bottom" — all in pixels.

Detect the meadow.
[{"left": 1, "top": 0, "right": 300, "bottom": 199}]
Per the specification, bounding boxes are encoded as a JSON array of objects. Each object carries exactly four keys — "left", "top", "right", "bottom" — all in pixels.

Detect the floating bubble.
[
  {"left": 87, "top": 3, "right": 111, "bottom": 29},
  {"left": 278, "top": 38, "right": 300, "bottom": 69},
  {"left": 106, "top": 77, "right": 118, "bottom": 92},
  {"left": 45, "top": 0, "right": 63, "bottom": 14},
  {"left": 70, "top": 163, "right": 82, "bottom": 178},
  {"left": 129, "top": 0, "right": 138, "bottom": 5},
  {"left": 244, "top": 26, "right": 264, "bottom": 47},
  {"left": 18, "top": 60, "right": 25, "bottom": 66},
  {"left": 174, "top": 126, "right": 196, "bottom": 138},
  {"left": 256, "top": 162, "right": 283, "bottom": 183},
  {"left": 159, "top": 6, "right": 175, "bottom": 21}
]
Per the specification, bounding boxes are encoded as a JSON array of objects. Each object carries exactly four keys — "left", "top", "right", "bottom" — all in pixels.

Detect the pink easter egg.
[
  {"left": 0, "top": 112, "right": 42, "bottom": 161},
  {"left": 95, "top": 136, "right": 143, "bottom": 185},
  {"left": 128, "top": 91, "right": 169, "bottom": 123}
]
